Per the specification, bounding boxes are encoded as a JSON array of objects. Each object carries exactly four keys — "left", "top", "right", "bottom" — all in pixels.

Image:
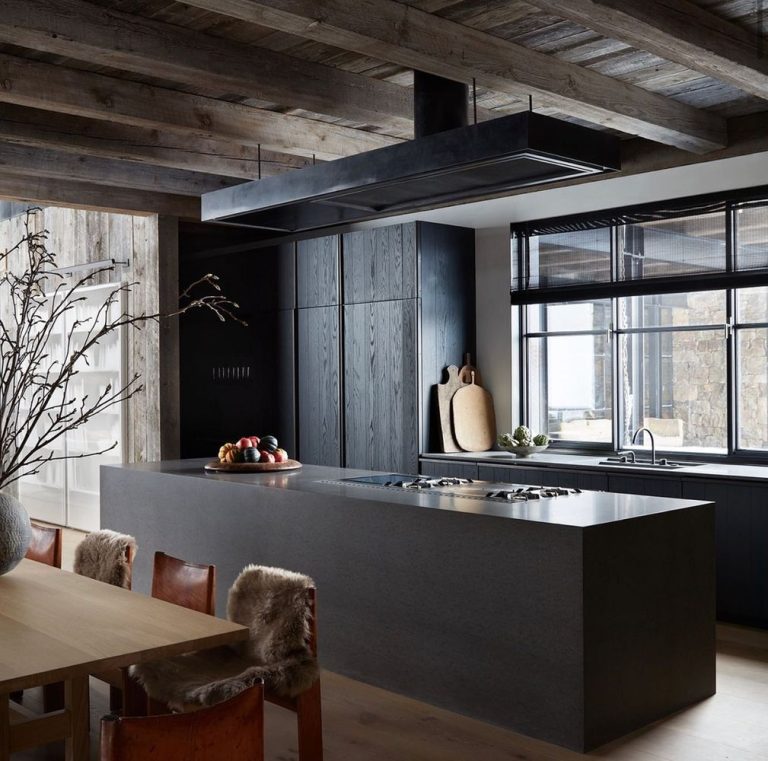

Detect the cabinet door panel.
[
  {"left": 607, "top": 475, "right": 682, "bottom": 498},
  {"left": 682, "top": 480, "right": 761, "bottom": 625},
  {"left": 297, "top": 236, "right": 339, "bottom": 308},
  {"left": 298, "top": 306, "right": 341, "bottom": 466},
  {"left": 343, "top": 224, "right": 417, "bottom": 304},
  {"left": 344, "top": 300, "right": 418, "bottom": 473},
  {"left": 477, "top": 465, "right": 538, "bottom": 484},
  {"left": 420, "top": 460, "right": 479, "bottom": 479}
]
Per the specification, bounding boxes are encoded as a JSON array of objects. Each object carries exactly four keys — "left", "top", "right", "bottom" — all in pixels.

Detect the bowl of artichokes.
[{"left": 497, "top": 426, "right": 550, "bottom": 457}]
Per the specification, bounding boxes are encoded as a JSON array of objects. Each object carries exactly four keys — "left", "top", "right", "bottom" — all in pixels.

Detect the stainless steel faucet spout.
[{"left": 631, "top": 427, "right": 656, "bottom": 465}]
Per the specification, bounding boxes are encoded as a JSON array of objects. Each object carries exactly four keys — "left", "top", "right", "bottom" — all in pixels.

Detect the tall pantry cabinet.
[{"left": 296, "top": 221, "right": 475, "bottom": 473}]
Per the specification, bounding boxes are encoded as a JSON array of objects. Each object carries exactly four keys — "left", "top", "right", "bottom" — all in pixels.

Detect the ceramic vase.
[{"left": 0, "top": 492, "right": 32, "bottom": 575}]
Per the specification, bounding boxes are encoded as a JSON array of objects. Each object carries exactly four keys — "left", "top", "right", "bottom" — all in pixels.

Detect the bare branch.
[{"left": 0, "top": 209, "right": 243, "bottom": 492}]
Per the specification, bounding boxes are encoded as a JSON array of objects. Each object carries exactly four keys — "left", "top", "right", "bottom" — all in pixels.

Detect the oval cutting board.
[
  {"left": 451, "top": 377, "right": 496, "bottom": 452},
  {"left": 204, "top": 459, "right": 302, "bottom": 473}
]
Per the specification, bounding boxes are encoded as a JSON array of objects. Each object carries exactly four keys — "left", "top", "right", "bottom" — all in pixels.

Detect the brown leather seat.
[
  {"left": 129, "top": 552, "right": 218, "bottom": 716},
  {"left": 25, "top": 523, "right": 62, "bottom": 568},
  {"left": 100, "top": 683, "right": 264, "bottom": 761},
  {"left": 152, "top": 551, "right": 216, "bottom": 615}
]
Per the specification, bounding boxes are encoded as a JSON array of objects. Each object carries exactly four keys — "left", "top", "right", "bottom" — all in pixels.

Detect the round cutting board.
[
  {"left": 451, "top": 379, "right": 496, "bottom": 452},
  {"left": 204, "top": 459, "right": 302, "bottom": 473}
]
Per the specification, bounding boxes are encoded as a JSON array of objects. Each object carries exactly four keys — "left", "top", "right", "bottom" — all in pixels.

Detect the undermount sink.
[{"left": 599, "top": 457, "right": 702, "bottom": 469}]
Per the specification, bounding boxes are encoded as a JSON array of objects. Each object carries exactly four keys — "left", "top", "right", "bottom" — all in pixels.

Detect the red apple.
[
  {"left": 259, "top": 450, "right": 275, "bottom": 464},
  {"left": 249, "top": 436, "right": 261, "bottom": 448},
  {"left": 273, "top": 448, "right": 288, "bottom": 463},
  {"left": 236, "top": 436, "right": 252, "bottom": 450}
]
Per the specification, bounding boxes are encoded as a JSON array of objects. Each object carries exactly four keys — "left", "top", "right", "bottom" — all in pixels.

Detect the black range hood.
[{"left": 202, "top": 76, "right": 620, "bottom": 233}]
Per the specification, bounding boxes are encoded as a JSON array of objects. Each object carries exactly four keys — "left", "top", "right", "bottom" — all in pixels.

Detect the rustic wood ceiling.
[{"left": 0, "top": 0, "right": 767, "bottom": 218}]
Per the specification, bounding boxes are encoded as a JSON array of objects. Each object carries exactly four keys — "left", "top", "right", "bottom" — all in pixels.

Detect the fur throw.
[
  {"left": 73, "top": 529, "right": 136, "bottom": 589},
  {"left": 131, "top": 564, "right": 318, "bottom": 708}
]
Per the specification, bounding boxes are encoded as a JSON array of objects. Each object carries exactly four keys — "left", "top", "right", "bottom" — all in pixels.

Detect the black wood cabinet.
[
  {"left": 297, "top": 305, "right": 341, "bottom": 467},
  {"left": 297, "top": 235, "right": 339, "bottom": 308},
  {"left": 682, "top": 479, "right": 768, "bottom": 626},
  {"left": 343, "top": 224, "right": 418, "bottom": 304},
  {"left": 344, "top": 299, "right": 419, "bottom": 472},
  {"left": 295, "top": 221, "right": 474, "bottom": 471},
  {"left": 420, "top": 459, "right": 479, "bottom": 480},
  {"left": 607, "top": 474, "right": 682, "bottom": 498},
  {"left": 475, "top": 464, "right": 608, "bottom": 491},
  {"left": 181, "top": 222, "right": 474, "bottom": 473}
]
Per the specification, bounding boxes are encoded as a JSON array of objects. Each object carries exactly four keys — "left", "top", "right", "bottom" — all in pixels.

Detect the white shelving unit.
[{"left": 19, "top": 283, "right": 125, "bottom": 532}]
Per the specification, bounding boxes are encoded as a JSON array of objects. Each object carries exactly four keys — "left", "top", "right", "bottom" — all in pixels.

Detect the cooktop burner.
[
  {"left": 338, "top": 473, "right": 587, "bottom": 503},
  {"left": 485, "top": 486, "right": 581, "bottom": 501},
  {"left": 383, "top": 476, "right": 473, "bottom": 489}
]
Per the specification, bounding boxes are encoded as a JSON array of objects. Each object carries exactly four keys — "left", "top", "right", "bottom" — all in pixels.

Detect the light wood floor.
[{"left": 15, "top": 529, "right": 768, "bottom": 760}]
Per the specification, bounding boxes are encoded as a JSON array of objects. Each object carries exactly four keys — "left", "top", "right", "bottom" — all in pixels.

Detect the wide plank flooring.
[{"left": 12, "top": 529, "right": 768, "bottom": 760}]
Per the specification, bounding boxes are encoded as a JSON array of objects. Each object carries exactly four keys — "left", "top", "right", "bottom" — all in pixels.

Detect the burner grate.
[{"left": 485, "top": 486, "right": 581, "bottom": 501}]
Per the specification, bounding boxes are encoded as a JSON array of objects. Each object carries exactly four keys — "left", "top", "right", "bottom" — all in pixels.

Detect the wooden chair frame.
[{"left": 265, "top": 588, "right": 323, "bottom": 761}]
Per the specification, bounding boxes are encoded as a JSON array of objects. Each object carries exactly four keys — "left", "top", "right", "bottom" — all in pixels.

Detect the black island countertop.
[
  {"left": 109, "top": 458, "right": 708, "bottom": 528},
  {"left": 102, "top": 458, "right": 715, "bottom": 752}
]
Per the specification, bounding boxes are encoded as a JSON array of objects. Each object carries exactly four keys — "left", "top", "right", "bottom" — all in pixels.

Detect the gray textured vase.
[{"left": 0, "top": 492, "right": 32, "bottom": 575}]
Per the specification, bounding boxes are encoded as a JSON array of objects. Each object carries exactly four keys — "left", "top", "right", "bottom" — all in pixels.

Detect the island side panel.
[
  {"left": 582, "top": 503, "right": 716, "bottom": 751},
  {"left": 101, "top": 465, "right": 586, "bottom": 749}
]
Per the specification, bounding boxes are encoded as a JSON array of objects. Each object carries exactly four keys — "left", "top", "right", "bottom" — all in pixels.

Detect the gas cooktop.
[{"left": 338, "top": 473, "right": 584, "bottom": 502}]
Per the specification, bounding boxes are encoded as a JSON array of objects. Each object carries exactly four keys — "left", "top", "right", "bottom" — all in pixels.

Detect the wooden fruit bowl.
[{"left": 204, "top": 459, "right": 302, "bottom": 473}]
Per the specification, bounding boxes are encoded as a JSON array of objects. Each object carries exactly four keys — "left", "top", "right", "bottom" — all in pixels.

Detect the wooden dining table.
[{"left": 0, "top": 559, "right": 249, "bottom": 760}]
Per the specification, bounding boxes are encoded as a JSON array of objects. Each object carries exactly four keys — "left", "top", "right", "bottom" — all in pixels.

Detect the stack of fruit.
[{"left": 217, "top": 435, "right": 289, "bottom": 465}]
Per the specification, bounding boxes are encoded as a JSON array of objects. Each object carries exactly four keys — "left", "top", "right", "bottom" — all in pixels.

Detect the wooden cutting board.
[
  {"left": 452, "top": 373, "right": 496, "bottom": 452},
  {"left": 458, "top": 353, "right": 483, "bottom": 386},
  {"left": 436, "top": 365, "right": 467, "bottom": 453}
]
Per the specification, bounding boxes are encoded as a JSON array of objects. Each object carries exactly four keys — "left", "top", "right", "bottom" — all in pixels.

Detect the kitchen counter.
[
  {"left": 422, "top": 449, "right": 768, "bottom": 481},
  {"left": 113, "top": 458, "right": 706, "bottom": 528},
  {"left": 101, "top": 459, "right": 715, "bottom": 752}
]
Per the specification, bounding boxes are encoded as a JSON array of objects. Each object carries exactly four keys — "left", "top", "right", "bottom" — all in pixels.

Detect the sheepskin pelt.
[
  {"left": 73, "top": 529, "right": 136, "bottom": 588},
  {"left": 130, "top": 564, "right": 318, "bottom": 708}
]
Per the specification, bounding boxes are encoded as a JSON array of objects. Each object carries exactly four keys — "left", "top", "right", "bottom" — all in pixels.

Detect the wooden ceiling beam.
[
  {"left": 528, "top": 0, "right": 768, "bottom": 101},
  {"left": 182, "top": 0, "right": 727, "bottom": 153},
  {"left": 0, "top": 53, "right": 399, "bottom": 161},
  {"left": 0, "top": 105, "right": 309, "bottom": 180},
  {"left": 0, "top": 0, "right": 413, "bottom": 133},
  {"left": 0, "top": 172, "right": 199, "bottom": 218},
  {"left": 0, "top": 140, "right": 241, "bottom": 197}
]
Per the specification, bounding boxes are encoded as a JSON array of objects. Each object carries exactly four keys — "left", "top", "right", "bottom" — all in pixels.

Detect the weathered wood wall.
[{"left": 0, "top": 206, "right": 179, "bottom": 470}]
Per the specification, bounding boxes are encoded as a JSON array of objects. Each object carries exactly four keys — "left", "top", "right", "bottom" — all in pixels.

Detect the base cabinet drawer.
[{"left": 419, "top": 460, "right": 479, "bottom": 480}]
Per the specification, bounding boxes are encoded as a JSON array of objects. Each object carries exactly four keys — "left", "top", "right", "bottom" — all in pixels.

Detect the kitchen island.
[{"left": 101, "top": 460, "right": 715, "bottom": 752}]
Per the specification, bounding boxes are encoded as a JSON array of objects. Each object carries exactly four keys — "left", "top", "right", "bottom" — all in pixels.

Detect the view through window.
[{"left": 518, "top": 200, "right": 768, "bottom": 456}]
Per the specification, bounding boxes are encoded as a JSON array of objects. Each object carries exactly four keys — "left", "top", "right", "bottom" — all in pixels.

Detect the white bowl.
[{"left": 499, "top": 444, "right": 549, "bottom": 458}]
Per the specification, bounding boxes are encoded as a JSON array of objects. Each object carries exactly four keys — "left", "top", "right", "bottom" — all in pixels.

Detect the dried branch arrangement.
[{"left": 0, "top": 210, "right": 243, "bottom": 492}]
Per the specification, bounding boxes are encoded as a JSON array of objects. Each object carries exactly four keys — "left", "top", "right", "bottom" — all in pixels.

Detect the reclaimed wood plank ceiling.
[{"left": 0, "top": 0, "right": 766, "bottom": 216}]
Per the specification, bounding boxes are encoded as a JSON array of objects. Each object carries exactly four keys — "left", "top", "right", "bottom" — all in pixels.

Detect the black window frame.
[{"left": 513, "top": 186, "right": 768, "bottom": 464}]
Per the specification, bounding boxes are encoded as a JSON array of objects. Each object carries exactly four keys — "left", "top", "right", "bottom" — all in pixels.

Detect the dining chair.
[
  {"left": 73, "top": 529, "right": 138, "bottom": 712},
  {"left": 100, "top": 683, "right": 264, "bottom": 761},
  {"left": 17, "top": 523, "right": 64, "bottom": 710},
  {"left": 152, "top": 551, "right": 217, "bottom": 615},
  {"left": 131, "top": 564, "right": 323, "bottom": 761},
  {"left": 73, "top": 529, "right": 137, "bottom": 589},
  {"left": 25, "top": 522, "right": 62, "bottom": 568}
]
